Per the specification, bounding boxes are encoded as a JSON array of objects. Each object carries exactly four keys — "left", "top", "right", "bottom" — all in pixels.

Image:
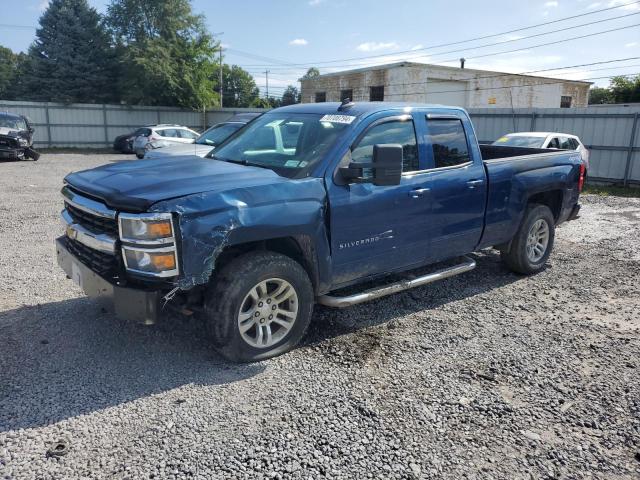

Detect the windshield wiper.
[{"left": 211, "top": 155, "right": 272, "bottom": 170}]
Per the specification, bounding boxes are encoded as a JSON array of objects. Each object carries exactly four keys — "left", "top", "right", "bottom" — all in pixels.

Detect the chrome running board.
[{"left": 317, "top": 256, "right": 476, "bottom": 308}]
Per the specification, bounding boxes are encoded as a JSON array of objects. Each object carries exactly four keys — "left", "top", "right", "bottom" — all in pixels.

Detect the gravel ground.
[{"left": 0, "top": 153, "right": 639, "bottom": 480}]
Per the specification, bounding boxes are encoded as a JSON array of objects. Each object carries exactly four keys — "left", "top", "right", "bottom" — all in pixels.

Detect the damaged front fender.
[{"left": 149, "top": 178, "right": 331, "bottom": 291}]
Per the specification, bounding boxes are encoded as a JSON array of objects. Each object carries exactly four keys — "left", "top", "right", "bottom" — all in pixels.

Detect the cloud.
[
  {"left": 410, "top": 44, "right": 424, "bottom": 51},
  {"left": 544, "top": 1, "right": 559, "bottom": 6},
  {"left": 607, "top": 0, "right": 640, "bottom": 10},
  {"left": 308, "top": 0, "right": 324, "bottom": 5},
  {"left": 587, "top": 2, "right": 602, "bottom": 8},
  {"left": 289, "top": 38, "right": 308, "bottom": 46},
  {"left": 503, "top": 34, "right": 524, "bottom": 41},
  {"left": 33, "top": 0, "right": 49, "bottom": 11},
  {"left": 625, "top": 41, "right": 638, "bottom": 47},
  {"left": 355, "top": 41, "right": 400, "bottom": 52}
]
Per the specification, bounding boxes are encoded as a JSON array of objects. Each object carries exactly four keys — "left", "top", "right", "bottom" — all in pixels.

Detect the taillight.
[{"left": 578, "top": 163, "right": 586, "bottom": 192}]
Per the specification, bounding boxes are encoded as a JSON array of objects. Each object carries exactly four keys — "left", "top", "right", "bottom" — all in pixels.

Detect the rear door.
[
  {"left": 327, "top": 113, "right": 432, "bottom": 286},
  {"left": 423, "top": 114, "right": 487, "bottom": 262}
]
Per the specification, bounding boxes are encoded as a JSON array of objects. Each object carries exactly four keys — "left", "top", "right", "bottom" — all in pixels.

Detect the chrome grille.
[{"left": 65, "top": 202, "right": 118, "bottom": 237}]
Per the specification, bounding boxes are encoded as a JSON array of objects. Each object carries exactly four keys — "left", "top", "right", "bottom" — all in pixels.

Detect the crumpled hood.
[
  {"left": 144, "top": 143, "right": 213, "bottom": 158},
  {"left": 64, "top": 156, "right": 290, "bottom": 212}
]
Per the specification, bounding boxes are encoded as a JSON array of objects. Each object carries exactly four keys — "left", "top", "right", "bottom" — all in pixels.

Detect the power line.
[
  {"left": 244, "top": 22, "right": 640, "bottom": 73},
  {"left": 0, "top": 23, "right": 37, "bottom": 29},
  {"left": 231, "top": 1, "right": 640, "bottom": 68}
]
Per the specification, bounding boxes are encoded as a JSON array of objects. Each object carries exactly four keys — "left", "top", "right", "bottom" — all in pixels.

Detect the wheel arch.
[
  {"left": 214, "top": 235, "right": 321, "bottom": 293},
  {"left": 527, "top": 189, "right": 563, "bottom": 222}
]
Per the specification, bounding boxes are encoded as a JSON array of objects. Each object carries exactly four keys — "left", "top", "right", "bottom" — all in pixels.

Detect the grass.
[{"left": 583, "top": 184, "right": 640, "bottom": 198}]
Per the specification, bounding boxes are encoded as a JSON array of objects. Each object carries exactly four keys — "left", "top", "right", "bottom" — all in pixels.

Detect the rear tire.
[
  {"left": 203, "top": 251, "right": 314, "bottom": 362},
  {"left": 501, "top": 204, "right": 555, "bottom": 275},
  {"left": 136, "top": 153, "right": 144, "bottom": 159}
]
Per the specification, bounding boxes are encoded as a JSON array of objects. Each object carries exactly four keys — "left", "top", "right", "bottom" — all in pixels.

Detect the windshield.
[
  {"left": 196, "top": 123, "right": 243, "bottom": 146},
  {"left": 210, "top": 113, "right": 352, "bottom": 177},
  {"left": 493, "top": 135, "right": 545, "bottom": 148},
  {"left": 0, "top": 116, "right": 27, "bottom": 131}
]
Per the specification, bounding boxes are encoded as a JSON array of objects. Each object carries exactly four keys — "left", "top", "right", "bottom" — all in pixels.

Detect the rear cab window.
[{"left": 425, "top": 118, "right": 471, "bottom": 169}]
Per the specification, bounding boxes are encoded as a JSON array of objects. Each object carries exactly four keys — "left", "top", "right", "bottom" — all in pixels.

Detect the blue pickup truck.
[{"left": 56, "top": 101, "right": 585, "bottom": 361}]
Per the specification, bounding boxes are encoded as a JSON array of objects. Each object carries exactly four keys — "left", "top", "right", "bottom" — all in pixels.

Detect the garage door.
[{"left": 425, "top": 80, "right": 468, "bottom": 107}]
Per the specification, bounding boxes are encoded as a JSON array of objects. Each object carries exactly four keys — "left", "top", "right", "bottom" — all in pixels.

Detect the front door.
[{"left": 327, "top": 115, "right": 432, "bottom": 287}]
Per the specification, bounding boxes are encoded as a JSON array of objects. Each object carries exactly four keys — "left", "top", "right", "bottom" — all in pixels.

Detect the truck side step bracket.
[{"left": 317, "top": 256, "right": 476, "bottom": 308}]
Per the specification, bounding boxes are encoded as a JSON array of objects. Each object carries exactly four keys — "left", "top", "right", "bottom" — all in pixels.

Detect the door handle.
[
  {"left": 409, "top": 187, "right": 430, "bottom": 198},
  {"left": 467, "top": 179, "right": 484, "bottom": 189}
]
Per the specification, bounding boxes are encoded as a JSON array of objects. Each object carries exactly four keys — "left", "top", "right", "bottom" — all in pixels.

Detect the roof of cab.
[{"left": 273, "top": 101, "right": 467, "bottom": 117}]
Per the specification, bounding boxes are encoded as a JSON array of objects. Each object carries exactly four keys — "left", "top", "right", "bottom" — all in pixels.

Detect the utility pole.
[
  {"left": 265, "top": 70, "right": 270, "bottom": 100},
  {"left": 219, "top": 46, "right": 223, "bottom": 108},
  {"left": 213, "top": 32, "right": 224, "bottom": 108}
]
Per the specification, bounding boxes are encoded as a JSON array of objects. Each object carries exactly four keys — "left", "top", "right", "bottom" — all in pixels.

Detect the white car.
[
  {"left": 493, "top": 132, "right": 590, "bottom": 174},
  {"left": 132, "top": 124, "right": 200, "bottom": 159},
  {"left": 143, "top": 114, "right": 262, "bottom": 159}
]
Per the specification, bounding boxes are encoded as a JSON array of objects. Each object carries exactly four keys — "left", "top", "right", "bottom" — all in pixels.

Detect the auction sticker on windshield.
[{"left": 320, "top": 115, "right": 356, "bottom": 124}]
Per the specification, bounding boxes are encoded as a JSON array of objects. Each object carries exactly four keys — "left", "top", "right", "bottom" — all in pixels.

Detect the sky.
[{"left": 1, "top": 0, "right": 639, "bottom": 97}]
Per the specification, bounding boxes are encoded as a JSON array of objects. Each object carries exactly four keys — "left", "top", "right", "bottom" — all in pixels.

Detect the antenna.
[{"left": 338, "top": 97, "right": 355, "bottom": 111}]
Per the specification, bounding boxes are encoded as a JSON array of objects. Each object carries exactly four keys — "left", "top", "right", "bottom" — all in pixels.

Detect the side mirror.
[{"left": 339, "top": 144, "right": 403, "bottom": 186}]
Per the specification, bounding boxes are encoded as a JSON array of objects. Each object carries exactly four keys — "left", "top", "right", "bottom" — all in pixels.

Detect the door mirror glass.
[
  {"left": 339, "top": 143, "right": 403, "bottom": 186},
  {"left": 371, "top": 144, "right": 403, "bottom": 185}
]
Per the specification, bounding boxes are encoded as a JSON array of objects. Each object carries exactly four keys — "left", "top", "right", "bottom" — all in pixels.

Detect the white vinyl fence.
[
  {"left": 0, "top": 99, "right": 266, "bottom": 149},
  {"left": 468, "top": 106, "right": 640, "bottom": 186}
]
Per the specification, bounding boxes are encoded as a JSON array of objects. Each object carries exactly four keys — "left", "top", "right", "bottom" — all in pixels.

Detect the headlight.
[
  {"left": 119, "top": 213, "right": 174, "bottom": 243},
  {"left": 118, "top": 213, "right": 179, "bottom": 277},
  {"left": 122, "top": 247, "right": 179, "bottom": 277},
  {"left": 18, "top": 138, "right": 29, "bottom": 146}
]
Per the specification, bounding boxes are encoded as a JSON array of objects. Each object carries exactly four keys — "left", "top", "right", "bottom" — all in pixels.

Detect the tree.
[
  {"left": 0, "top": 47, "right": 26, "bottom": 99},
  {"left": 20, "top": 0, "right": 117, "bottom": 103},
  {"left": 588, "top": 75, "right": 640, "bottom": 105},
  {"left": 588, "top": 87, "right": 611, "bottom": 105},
  {"left": 301, "top": 67, "right": 320, "bottom": 79},
  {"left": 281, "top": 85, "right": 300, "bottom": 106},
  {"left": 106, "top": 0, "right": 204, "bottom": 45},
  {"left": 214, "top": 64, "right": 259, "bottom": 107},
  {"left": 609, "top": 75, "right": 640, "bottom": 104},
  {"left": 106, "top": 0, "right": 219, "bottom": 109}
]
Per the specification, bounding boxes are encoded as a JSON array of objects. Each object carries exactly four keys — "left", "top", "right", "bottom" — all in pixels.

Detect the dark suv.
[{"left": 0, "top": 112, "right": 39, "bottom": 161}]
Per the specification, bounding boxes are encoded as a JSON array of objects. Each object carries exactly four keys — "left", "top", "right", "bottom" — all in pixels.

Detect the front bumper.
[
  {"left": 0, "top": 147, "right": 23, "bottom": 159},
  {"left": 55, "top": 236, "right": 162, "bottom": 324}
]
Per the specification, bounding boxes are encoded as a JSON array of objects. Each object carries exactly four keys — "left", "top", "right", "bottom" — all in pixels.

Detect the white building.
[{"left": 300, "top": 62, "right": 592, "bottom": 108}]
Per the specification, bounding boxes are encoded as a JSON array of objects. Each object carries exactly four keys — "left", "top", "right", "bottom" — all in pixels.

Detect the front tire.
[
  {"left": 501, "top": 204, "right": 555, "bottom": 274},
  {"left": 136, "top": 153, "right": 144, "bottom": 159},
  {"left": 204, "top": 251, "right": 314, "bottom": 362}
]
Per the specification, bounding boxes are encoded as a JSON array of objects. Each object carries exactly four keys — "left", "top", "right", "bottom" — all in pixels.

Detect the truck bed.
[{"left": 477, "top": 144, "right": 582, "bottom": 250}]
